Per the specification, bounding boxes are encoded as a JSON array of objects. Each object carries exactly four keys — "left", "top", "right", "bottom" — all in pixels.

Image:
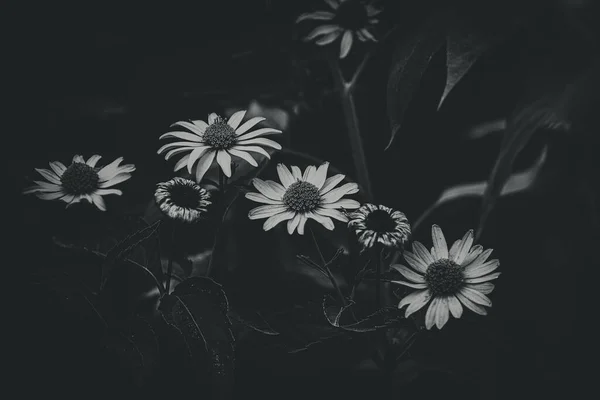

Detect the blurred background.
[{"left": 7, "top": 0, "right": 599, "bottom": 399}]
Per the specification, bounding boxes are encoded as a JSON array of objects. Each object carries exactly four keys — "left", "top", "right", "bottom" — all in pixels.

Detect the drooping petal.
[
  {"left": 315, "top": 207, "right": 347, "bottom": 222},
  {"left": 464, "top": 272, "right": 501, "bottom": 284},
  {"left": 195, "top": 151, "right": 216, "bottom": 183},
  {"left": 263, "top": 211, "right": 295, "bottom": 231},
  {"left": 35, "top": 191, "right": 66, "bottom": 200},
  {"left": 463, "top": 259, "right": 500, "bottom": 279},
  {"left": 216, "top": 150, "right": 232, "bottom": 177},
  {"left": 252, "top": 178, "right": 284, "bottom": 200},
  {"left": 320, "top": 183, "right": 359, "bottom": 203},
  {"left": 402, "top": 290, "right": 432, "bottom": 317},
  {"left": 425, "top": 297, "right": 441, "bottom": 330},
  {"left": 360, "top": 28, "right": 377, "bottom": 42},
  {"left": 460, "top": 287, "right": 492, "bottom": 307},
  {"left": 315, "top": 30, "right": 342, "bottom": 45},
  {"left": 227, "top": 110, "right": 246, "bottom": 130},
  {"left": 236, "top": 137, "right": 282, "bottom": 149},
  {"left": 99, "top": 173, "right": 131, "bottom": 188},
  {"left": 402, "top": 251, "right": 428, "bottom": 274},
  {"left": 236, "top": 127, "right": 282, "bottom": 141},
  {"left": 232, "top": 145, "right": 271, "bottom": 159},
  {"left": 306, "top": 211, "right": 335, "bottom": 230},
  {"left": 174, "top": 154, "right": 191, "bottom": 171},
  {"left": 467, "top": 282, "right": 495, "bottom": 295},
  {"left": 228, "top": 149, "right": 258, "bottom": 167},
  {"left": 448, "top": 295, "right": 463, "bottom": 318},
  {"left": 304, "top": 25, "right": 342, "bottom": 41},
  {"left": 85, "top": 155, "right": 102, "bottom": 168},
  {"left": 431, "top": 224, "right": 448, "bottom": 259},
  {"left": 235, "top": 117, "right": 266, "bottom": 135},
  {"left": 60, "top": 194, "right": 76, "bottom": 204},
  {"left": 320, "top": 199, "right": 360, "bottom": 209},
  {"left": 339, "top": 30, "right": 353, "bottom": 59},
  {"left": 159, "top": 131, "right": 203, "bottom": 142},
  {"left": 296, "top": 11, "right": 335, "bottom": 23},
  {"left": 277, "top": 164, "right": 295, "bottom": 188},
  {"left": 97, "top": 157, "right": 124, "bottom": 180},
  {"left": 248, "top": 204, "right": 288, "bottom": 220},
  {"left": 391, "top": 280, "right": 428, "bottom": 289},
  {"left": 91, "top": 194, "right": 107, "bottom": 211},
  {"left": 35, "top": 168, "right": 62, "bottom": 185},
  {"left": 165, "top": 146, "right": 197, "bottom": 161},
  {"left": 287, "top": 213, "right": 302, "bottom": 234},
  {"left": 95, "top": 188, "right": 122, "bottom": 196},
  {"left": 29, "top": 181, "right": 63, "bottom": 192},
  {"left": 187, "top": 146, "right": 211, "bottom": 173},
  {"left": 297, "top": 214, "right": 308, "bottom": 235},
  {"left": 435, "top": 297, "right": 450, "bottom": 329},
  {"left": 245, "top": 192, "right": 282, "bottom": 205},
  {"left": 170, "top": 121, "right": 206, "bottom": 136},
  {"left": 456, "top": 292, "right": 487, "bottom": 315},
  {"left": 48, "top": 161, "right": 67, "bottom": 176},
  {"left": 391, "top": 264, "right": 425, "bottom": 283},
  {"left": 319, "top": 174, "right": 345, "bottom": 194}
]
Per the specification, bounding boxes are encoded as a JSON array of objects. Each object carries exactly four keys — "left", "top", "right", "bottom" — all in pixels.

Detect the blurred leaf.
[
  {"left": 227, "top": 308, "right": 279, "bottom": 336},
  {"left": 159, "top": 277, "right": 235, "bottom": 398},
  {"left": 386, "top": 12, "right": 447, "bottom": 150},
  {"left": 438, "top": 30, "right": 489, "bottom": 109},
  {"left": 100, "top": 221, "right": 162, "bottom": 289},
  {"left": 477, "top": 93, "right": 572, "bottom": 239},
  {"left": 467, "top": 118, "right": 507, "bottom": 139},
  {"left": 104, "top": 315, "right": 159, "bottom": 388}
]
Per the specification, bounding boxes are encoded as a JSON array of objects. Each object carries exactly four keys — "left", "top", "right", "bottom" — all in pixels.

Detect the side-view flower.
[
  {"left": 155, "top": 177, "right": 212, "bottom": 224},
  {"left": 347, "top": 203, "right": 411, "bottom": 251}
]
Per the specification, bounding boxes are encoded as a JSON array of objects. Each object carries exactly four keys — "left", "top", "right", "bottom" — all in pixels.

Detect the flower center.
[
  {"left": 60, "top": 162, "right": 99, "bottom": 195},
  {"left": 335, "top": 0, "right": 369, "bottom": 30},
  {"left": 203, "top": 117, "right": 237, "bottom": 150},
  {"left": 283, "top": 180, "right": 321, "bottom": 213},
  {"left": 169, "top": 184, "right": 204, "bottom": 208},
  {"left": 365, "top": 209, "right": 396, "bottom": 233},
  {"left": 424, "top": 259, "right": 464, "bottom": 296}
]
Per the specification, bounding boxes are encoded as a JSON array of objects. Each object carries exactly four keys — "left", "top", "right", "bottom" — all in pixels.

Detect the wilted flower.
[
  {"left": 158, "top": 110, "right": 282, "bottom": 183},
  {"left": 23, "top": 155, "right": 135, "bottom": 211},
  {"left": 155, "top": 177, "right": 212, "bottom": 224},
  {"left": 245, "top": 162, "right": 361, "bottom": 234},
  {"left": 347, "top": 203, "right": 411, "bottom": 251},
  {"left": 393, "top": 225, "right": 500, "bottom": 330},
  {"left": 296, "top": 0, "right": 382, "bottom": 59}
]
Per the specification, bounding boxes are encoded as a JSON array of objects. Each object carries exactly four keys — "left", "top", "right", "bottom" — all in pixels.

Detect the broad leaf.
[
  {"left": 477, "top": 94, "right": 571, "bottom": 239},
  {"left": 159, "top": 277, "right": 235, "bottom": 399},
  {"left": 386, "top": 12, "right": 447, "bottom": 149}
]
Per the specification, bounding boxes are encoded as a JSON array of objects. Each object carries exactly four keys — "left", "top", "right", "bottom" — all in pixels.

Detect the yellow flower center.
[
  {"left": 60, "top": 162, "right": 99, "bottom": 195},
  {"left": 425, "top": 259, "right": 464, "bottom": 296},
  {"left": 203, "top": 117, "right": 237, "bottom": 150},
  {"left": 283, "top": 181, "right": 321, "bottom": 212},
  {"left": 365, "top": 209, "right": 396, "bottom": 233}
]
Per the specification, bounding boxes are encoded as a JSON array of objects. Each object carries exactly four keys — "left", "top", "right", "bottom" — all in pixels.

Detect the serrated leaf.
[
  {"left": 100, "top": 221, "right": 161, "bottom": 289},
  {"left": 386, "top": 13, "right": 447, "bottom": 150},
  {"left": 227, "top": 309, "right": 279, "bottom": 336},
  {"left": 477, "top": 94, "right": 571, "bottom": 239},
  {"left": 159, "top": 277, "right": 235, "bottom": 398},
  {"left": 438, "top": 30, "right": 490, "bottom": 109}
]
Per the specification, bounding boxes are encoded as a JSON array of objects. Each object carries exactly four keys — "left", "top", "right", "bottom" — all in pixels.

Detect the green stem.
[
  {"left": 375, "top": 247, "right": 382, "bottom": 309},
  {"left": 165, "top": 227, "right": 176, "bottom": 294},
  {"left": 310, "top": 228, "right": 348, "bottom": 307}
]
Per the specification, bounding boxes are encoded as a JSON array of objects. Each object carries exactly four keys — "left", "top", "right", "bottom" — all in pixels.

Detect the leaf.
[
  {"left": 438, "top": 29, "right": 490, "bottom": 109},
  {"left": 100, "top": 221, "right": 162, "bottom": 289},
  {"left": 159, "top": 277, "right": 235, "bottom": 398},
  {"left": 227, "top": 308, "right": 279, "bottom": 336},
  {"left": 104, "top": 315, "right": 159, "bottom": 388},
  {"left": 477, "top": 94, "right": 571, "bottom": 239},
  {"left": 322, "top": 295, "right": 406, "bottom": 333},
  {"left": 386, "top": 12, "right": 447, "bottom": 150}
]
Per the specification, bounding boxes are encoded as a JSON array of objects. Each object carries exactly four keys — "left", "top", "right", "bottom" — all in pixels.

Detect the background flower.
[
  {"left": 245, "top": 162, "right": 361, "bottom": 234},
  {"left": 348, "top": 203, "right": 411, "bottom": 250},
  {"left": 393, "top": 225, "right": 500, "bottom": 330},
  {"left": 296, "top": 0, "right": 382, "bottom": 58},
  {"left": 158, "top": 110, "right": 282, "bottom": 183},
  {"left": 23, "top": 155, "right": 135, "bottom": 211}
]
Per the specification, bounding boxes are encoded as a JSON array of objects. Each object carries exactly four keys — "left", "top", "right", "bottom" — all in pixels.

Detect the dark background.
[{"left": 7, "top": 0, "right": 599, "bottom": 399}]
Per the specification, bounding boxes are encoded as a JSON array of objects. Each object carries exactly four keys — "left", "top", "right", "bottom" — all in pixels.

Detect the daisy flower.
[
  {"left": 245, "top": 162, "right": 361, "bottom": 234},
  {"left": 157, "top": 110, "right": 282, "bottom": 183},
  {"left": 347, "top": 203, "right": 411, "bottom": 251},
  {"left": 23, "top": 154, "right": 135, "bottom": 211},
  {"left": 296, "top": 0, "right": 382, "bottom": 59},
  {"left": 155, "top": 177, "right": 212, "bottom": 224},
  {"left": 392, "top": 225, "right": 500, "bottom": 330}
]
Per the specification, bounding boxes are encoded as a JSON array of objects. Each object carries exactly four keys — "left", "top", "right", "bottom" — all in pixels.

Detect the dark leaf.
[
  {"left": 386, "top": 12, "right": 447, "bottom": 149},
  {"left": 104, "top": 315, "right": 160, "bottom": 388},
  {"left": 477, "top": 93, "right": 572, "bottom": 239},
  {"left": 159, "top": 277, "right": 235, "bottom": 398},
  {"left": 227, "top": 308, "right": 279, "bottom": 336}
]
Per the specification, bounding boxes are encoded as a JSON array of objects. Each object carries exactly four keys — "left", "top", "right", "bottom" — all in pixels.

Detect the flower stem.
[
  {"left": 375, "top": 247, "right": 382, "bottom": 309},
  {"left": 164, "top": 227, "right": 176, "bottom": 294},
  {"left": 218, "top": 169, "right": 226, "bottom": 198},
  {"left": 309, "top": 227, "right": 348, "bottom": 307}
]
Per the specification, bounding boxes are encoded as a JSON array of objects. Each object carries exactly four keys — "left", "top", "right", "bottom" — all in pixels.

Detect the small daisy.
[
  {"left": 392, "top": 225, "right": 500, "bottom": 330},
  {"left": 296, "top": 0, "right": 382, "bottom": 59},
  {"left": 246, "top": 162, "right": 361, "bottom": 234},
  {"left": 155, "top": 177, "right": 212, "bottom": 224},
  {"left": 347, "top": 203, "right": 411, "bottom": 251},
  {"left": 23, "top": 154, "right": 135, "bottom": 211},
  {"left": 157, "top": 110, "right": 282, "bottom": 183}
]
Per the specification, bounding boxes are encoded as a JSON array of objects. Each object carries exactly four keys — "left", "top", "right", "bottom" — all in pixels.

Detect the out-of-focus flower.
[
  {"left": 296, "top": 0, "right": 382, "bottom": 59},
  {"left": 154, "top": 177, "right": 211, "bottom": 224},
  {"left": 245, "top": 162, "right": 360, "bottom": 234},
  {"left": 347, "top": 203, "right": 411, "bottom": 251},
  {"left": 158, "top": 110, "right": 282, "bottom": 183},
  {"left": 23, "top": 155, "right": 135, "bottom": 211},
  {"left": 392, "top": 225, "right": 500, "bottom": 330}
]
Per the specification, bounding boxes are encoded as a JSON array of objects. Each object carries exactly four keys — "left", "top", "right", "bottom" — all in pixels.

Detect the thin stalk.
[
  {"left": 165, "top": 227, "right": 176, "bottom": 294},
  {"left": 375, "top": 247, "right": 382, "bottom": 308},
  {"left": 309, "top": 228, "right": 348, "bottom": 307}
]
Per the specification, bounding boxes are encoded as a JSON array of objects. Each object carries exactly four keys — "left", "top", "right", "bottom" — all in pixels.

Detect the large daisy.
[
  {"left": 245, "top": 162, "right": 361, "bottom": 234},
  {"left": 23, "top": 154, "right": 135, "bottom": 211},
  {"left": 296, "top": 0, "right": 382, "bottom": 59},
  {"left": 347, "top": 203, "right": 411, "bottom": 251},
  {"left": 392, "top": 225, "right": 501, "bottom": 330},
  {"left": 155, "top": 177, "right": 212, "bottom": 224},
  {"left": 157, "top": 110, "right": 282, "bottom": 183}
]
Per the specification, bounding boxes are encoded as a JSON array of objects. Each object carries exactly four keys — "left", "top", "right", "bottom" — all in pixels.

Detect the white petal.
[
  {"left": 227, "top": 110, "right": 246, "bottom": 129},
  {"left": 170, "top": 121, "right": 207, "bottom": 136},
  {"left": 304, "top": 25, "right": 342, "bottom": 41},
  {"left": 99, "top": 173, "right": 131, "bottom": 188},
  {"left": 456, "top": 292, "right": 487, "bottom": 315},
  {"left": 296, "top": 11, "right": 335, "bottom": 23},
  {"left": 195, "top": 151, "right": 216, "bottom": 183},
  {"left": 252, "top": 178, "right": 284, "bottom": 200},
  {"left": 192, "top": 119, "right": 208, "bottom": 130},
  {"left": 232, "top": 145, "right": 271, "bottom": 159},
  {"left": 464, "top": 272, "right": 501, "bottom": 284},
  {"left": 460, "top": 287, "right": 492, "bottom": 307},
  {"left": 453, "top": 230, "right": 474, "bottom": 264},
  {"left": 216, "top": 150, "right": 232, "bottom": 177},
  {"left": 306, "top": 211, "right": 335, "bottom": 230},
  {"left": 263, "top": 211, "right": 295, "bottom": 231},
  {"left": 435, "top": 297, "right": 450, "bottom": 329},
  {"left": 325, "top": 0, "right": 339, "bottom": 10},
  {"left": 319, "top": 174, "right": 345, "bottom": 194},
  {"left": 165, "top": 146, "right": 197, "bottom": 161},
  {"left": 312, "top": 162, "right": 329, "bottom": 189},
  {"left": 391, "top": 280, "right": 428, "bottom": 289},
  {"left": 402, "top": 251, "right": 428, "bottom": 274},
  {"left": 462, "top": 248, "right": 494, "bottom": 270},
  {"left": 315, "top": 30, "right": 342, "bottom": 45},
  {"left": 245, "top": 192, "right": 282, "bottom": 205},
  {"left": 60, "top": 194, "right": 76, "bottom": 204},
  {"left": 91, "top": 194, "right": 107, "bottom": 211},
  {"left": 236, "top": 127, "right": 282, "bottom": 140},
  {"left": 174, "top": 154, "right": 191, "bottom": 172},
  {"left": 276, "top": 164, "right": 295, "bottom": 188},
  {"left": 297, "top": 214, "right": 308, "bottom": 235},
  {"left": 303, "top": 165, "right": 317, "bottom": 182},
  {"left": 291, "top": 166, "right": 302, "bottom": 180},
  {"left": 36, "top": 191, "right": 66, "bottom": 200},
  {"left": 73, "top": 155, "right": 85, "bottom": 163},
  {"left": 287, "top": 213, "right": 302, "bottom": 235},
  {"left": 249, "top": 204, "right": 288, "bottom": 220},
  {"left": 462, "top": 245, "right": 484, "bottom": 265},
  {"left": 412, "top": 241, "right": 435, "bottom": 266},
  {"left": 95, "top": 188, "right": 122, "bottom": 196},
  {"left": 85, "top": 155, "right": 101, "bottom": 168},
  {"left": 431, "top": 224, "right": 448, "bottom": 259},
  {"left": 97, "top": 157, "right": 124, "bottom": 180},
  {"left": 158, "top": 141, "right": 202, "bottom": 155},
  {"left": 35, "top": 168, "right": 62, "bottom": 185},
  {"left": 463, "top": 259, "right": 500, "bottom": 279},
  {"left": 187, "top": 146, "right": 210, "bottom": 173},
  {"left": 425, "top": 297, "right": 441, "bottom": 330},
  {"left": 391, "top": 264, "right": 425, "bottom": 283},
  {"left": 236, "top": 137, "right": 282, "bottom": 149},
  {"left": 448, "top": 295, "right": 463, "bottom": 318},
  {"left": 339, "top": 30, "right": 353, "bottom": 59},
  {"left": 360, "top": 28, "right": 377, "bottom": 42},
  {"left": 235, "top": 117, "right": 266, "bottom": 135},
  {"left": 315, "top": 207, "right": 347, "bottom": 222},
  {"left": 467, "top": 283, "right": 495, "bottom": 295},
  {"left": 29, "top": 181, "right": 63, "bottom": 192},
  {"left": 320, "top": 199, "right": 360, "bottom": 209},
  {"left": 208, "top": 113, "right": 219, "bottom": 124},
  {"left": 448, "top": 240, "right": 461, "bottom": 260},
  {"left": 320, "top": 182, "right": 359, "bottom": 203},
  {"left": 48, "top": 161, "right": 67, "bottom": 176},
  {"left": 159, "top": 131, "right": 203, "bottom": 142},
  {"left": 403, "top": 290, "right": 432, "bottom": 317},
  {"left": 228, "top": 149, "right": 258, "bottom": 167}
]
